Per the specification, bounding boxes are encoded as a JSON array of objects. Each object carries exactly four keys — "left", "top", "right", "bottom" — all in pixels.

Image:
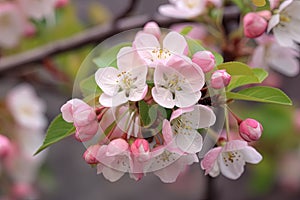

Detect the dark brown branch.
[{"left": 0, "top": 14, "right": 186, "bottom": 75}]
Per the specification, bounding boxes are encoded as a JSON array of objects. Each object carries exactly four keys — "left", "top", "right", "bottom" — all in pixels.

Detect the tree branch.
[{"left": 0, "top": 14, "right": 186, "bottom": 75}]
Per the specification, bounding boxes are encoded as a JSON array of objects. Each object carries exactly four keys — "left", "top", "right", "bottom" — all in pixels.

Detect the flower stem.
[{"left": 224, "top": 105, "right": 230, "bottom": 141}]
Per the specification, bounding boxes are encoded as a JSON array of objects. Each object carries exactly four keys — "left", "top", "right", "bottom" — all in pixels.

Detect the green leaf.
[
  {"left": 93, "top": 43, "right": 131, "bottom": 68},
  {"left": 226, "top": 86, "right": 292, "bottom": 105},
  {"left": 180, "top": 26, "right": 193, "bottom": 35},
  {"left": 227, "top": 75, "right": 259, "bottom": 91},
  {"left": 186, "top": 38, "right": 205, "bottom": 56},
  {"left": 252, "top": 68, "right": 268, "bottom": 82},
  {"left": 138, "top": 101, "right": 154, "bottom": 127},
  {"left": 80, "top": 74, "right": 102, "bottom": 97},
  {"left": 35, "top": 114, "right": 75, "bottom": 155},
  {"left": 213, "top": 52, "right": 224, "bottom": 66},
  {"left": 217, "top": 61, "right": 255, "bottom": 76}
]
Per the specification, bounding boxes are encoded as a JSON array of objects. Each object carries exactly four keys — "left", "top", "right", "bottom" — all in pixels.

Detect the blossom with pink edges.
[
  {"left": 133, "top": 31, "right": 188, "bottom": 67},
  {"left": 162, "top": 105, "right": 216, "bottom": 153},
  {"left": 95, "top": 47, "right": 148, "bottom": 107},
  {"left": 249, "top": 34, "right": 299, "bottom": 77},
  {"left": 152, "top": 57, "right": 204, "bottom": 108},
  {"left": 201, "top": 140, "right": 262, "bottom": 179}
]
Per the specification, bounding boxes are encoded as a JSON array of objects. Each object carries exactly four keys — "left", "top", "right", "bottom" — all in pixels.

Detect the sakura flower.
[
  {"left": 162, "top": 105, "right": 216, "bottom": 154},
  {"left": 17, "top": 0, "right": 56, "bottom": 24},
  {"left": 61, "top": 99, "right": 98, "bottom": 142},
  {"left": 0, "top": 3, "right": 23, "bottom": 49},
  {"left": 267, "top": 0, "right": 300, "bottom": 48},
  {"left": 96, "top": 139, "right": 131, "bottom": 182},
  {"left": 7, "top": 84, "right": 47, "bottom": 130},
  {"left": 147, "top": 146, "right": 199, "bottom": 183},
  {"left": 95, "top": 47, "right": 148, "bottom": 107},
  {"left": 159, "top": 0, "right": 205, "bottom": 19},
  {"left": 201, "top": 140, "right": 262, "bottom": 180},
  {"left": 133, "top": 31, "right": 188, "bottom": 67},
  {"left": 152, "top": 57, "right": 205, "bottom": 108},
  {"left": 249, "top": 34, "right": 299, "bottom": 76}
]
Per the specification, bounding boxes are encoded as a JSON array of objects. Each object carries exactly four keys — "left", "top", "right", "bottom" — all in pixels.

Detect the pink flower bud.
[
  {"left": 192, "top": 51, "right": 215, "bottom": 73},
  {"left": 210, "top": 70, "right": 231, "bottom": 89},
  {"left": 243, "top": 12, "right": 268, "bottom": 38},
  {"left": 55, "top": 0, "right": 69, "bottom": 8},
  {"left": 0, "top": 135, "right": 11, "bottom": 159},
  {"left": 83, "top": 144, "right": 100, "bottom": 164},
  {"left": 239, "top": 118, "right": 263, "bottom": 142},
  {"left": 61, "top": 99, "right": 98, "bottom": 142},
  {"left": 11, "top": 183, "right": 36, "bottom": 199},
  {"left": 23, "top": 22, "right": 36, "bottom": 37},
  {"left": 143, "top": 21, "right": 161, "bottom": 39},
  {"left": 131, "top": 139, "right": 150, "bottom": 161}
]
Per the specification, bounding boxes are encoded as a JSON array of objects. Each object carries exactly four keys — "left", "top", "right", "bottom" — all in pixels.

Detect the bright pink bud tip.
[
  {"left": 143, "top": 21, "right": 161, "bottom": 39},
  {"left": 239, "top": 118, "right": 263, "bottom": 142},
  {"left": 55, "top": 0, "right": 69, "bottom": 8},
  {"left": 11, "top": 183, "right": 36, "bottom": 199},
  {"left": 192, "top": 51, "right": 215, "bottom": 73},
  {"left": 131, "top": 139, "right": 150, "bottom": 162},
  {"left": 243, "top": 12, "right": 267, "bottom": 38},
  {"left": 210, "top": 70, "right": 231, "bottom": 89},
  {"left": 83, "top": 145, "right": 100, "bottom": 164},
  {"left": 0, "top": 135, "right": 11, "bottom": 159}
]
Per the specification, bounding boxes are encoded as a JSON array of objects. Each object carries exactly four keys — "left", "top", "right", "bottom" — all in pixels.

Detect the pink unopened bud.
[
  {"left": 0, "top": 135, "right": 11, "bottom": 159},
  {"left": 243, "top": 12, "right": 268, "bottom": 38},
  {"left": 23, "top": 22, "right": 36, "bottom": 37},
  {"left": 192, "top": 51, "right": 215, "bottom": 73},
  {"left": 210, "top": 70, "right": 231, "bottom": 89},
  {"left": 239, "top": 118, "right": 263, "bottom": 142},
  {"left": 83, "top": 144, "right": 100, "bottom": 165},
  {"left": 131, "top": 139, "right": 150, "bottom": 162},
  {"left": 55, "top": 0, "right": 69, "bottom": 8},
  {"left": 143, "top": 21, "right": 161, "bottom": 39},
  {"left": 11, "top": 183, "right": 36, "bottom": 199}
]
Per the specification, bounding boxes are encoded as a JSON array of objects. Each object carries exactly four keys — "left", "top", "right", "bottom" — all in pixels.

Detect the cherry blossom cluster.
[
  {"left": 0, "top": 84, "right": 47, "bottom": 199},
  {"left": 0, "top": 0, "right": 68, "bottom": 49},
  {"left": 60, "top": 22, "right": 264, "bottom": 182}
]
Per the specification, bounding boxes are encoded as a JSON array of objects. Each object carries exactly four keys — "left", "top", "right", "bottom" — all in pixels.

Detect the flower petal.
[
  {"left": 163, "top": 31, "right": 187, "bottom": 55},
  {"left": 176, "top": 131, "right": 203, "bottom": 153},
  {"left": 152, "top": 87, "right": 175, "bottom": 109},
  {"left": 95, "top": 67, "right": 119, "bottom": 96},
  {"left": 200, "top": 147, "right": 222, "bottom": 175},
  {"left": 99, "top": 92, "right": 127, "bottom": 107},
  {"left": 117, "top": 46, "right": 146, "bottom": 71},
  {"left": 218, "top": 152, "right": 245, "bottom": 180},
  {"left": 240, "top": 146, "right": 262, "bottom": 164},
  {"left": 175, "top": 90, "right": 201, "bottom": 108},
  {"left": 189, "top": 105, "right": 216, "bottom": 128}
]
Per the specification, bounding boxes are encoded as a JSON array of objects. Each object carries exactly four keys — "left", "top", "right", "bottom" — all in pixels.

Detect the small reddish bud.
[
  {"left": 192, "top": 51, "right": 215, "bottom": 73},
  {"left": 243, "top": 12, "right": 268, "bottom": 38},
  {"left": 143, "top": 21, "right": 161, "bottom": 39},
  {"left": 0, "top": 135, "right": 11, "bottom": 159},
  {"left": 239, "top": 118, "right": 263, "bottom": 142},
  {"left": 130, "top": 139, "right": 150, "bottom": 162},
  {"left": 83, "top": 144, "right": 100, "bottom": 165},
  {"left": 210, "top": 70, "right": 231, "bottom": 89}
]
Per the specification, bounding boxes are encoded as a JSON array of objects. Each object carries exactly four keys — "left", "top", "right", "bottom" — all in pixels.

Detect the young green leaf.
[
  {"left": 217, "top": 61, "right": 255, "bottom": 76},
  {"left": 93, "top": 42, "right": 131, "bottom": 68},
  {"left": 252, "top": 68, "right": 268, "bottom": 83},
  {"left": 180, "top": 26, "right": 193, "bottom": 36},
  {"left": 186, "top": 38, "right": 205, "bottom": 56},
  {"left": 226, "top": 86, "right": 292, "bottom": 105},
  {"left": 35, "top": 114, "right": 75, "bottom": 155}
]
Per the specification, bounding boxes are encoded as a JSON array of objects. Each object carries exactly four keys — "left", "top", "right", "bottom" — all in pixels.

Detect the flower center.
[
  {"left": 222, "top": 151, "right": 242, "bottom": 166},
  {"left": 116, "top": 71, "right": 137, "bottom": 97},
  {"left": 172, "top": 117, "right": 193, "bottom": 135},
  {"left": 183, "top": 0, "right": 199, "bottom": 9},
  {"left": 280, "top": 13, "right": 291, "bottom": 23},
  {"left": 151, "top": 48, "right": 171, "bottom": 61}
]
